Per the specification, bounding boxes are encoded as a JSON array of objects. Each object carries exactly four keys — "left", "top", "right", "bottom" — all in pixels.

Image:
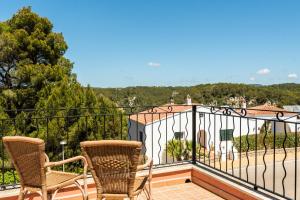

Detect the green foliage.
[
  {"left": 233, "top": 132, "right": 300, "bottom": 153},
  {"left": 166, "top": 140, "right": 208, "bottom": 161},
  {"left": 167, "top": 140, "right": 192, "bottom": 161},
  {"left": 0, "top": 7, "right": 127, "bottom": 178},
  {"left": 0, "top": 171, "right": 19, "bottom": 185},
  {"left": 93, "top": 83, "right": 300, "bottom": 110},
  {"left": 0, "top": 7, "right": 72, "bottom": 111}
]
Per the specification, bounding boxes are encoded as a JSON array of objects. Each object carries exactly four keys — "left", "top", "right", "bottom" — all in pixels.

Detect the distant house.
[
  {"left": 128, "top": 100, "right": 196, "bottom": 164},
  {"left": 283, "top": 105, "right": 300, "bottom": 118},
  {"left": 129, "top": 98, "right": 298, "bottom": 164},
  {"left": 247, "top": 104, "right": 299, "bottom": 133}
]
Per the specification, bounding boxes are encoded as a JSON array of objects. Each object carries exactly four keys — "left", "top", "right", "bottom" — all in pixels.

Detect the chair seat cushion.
[{"left": 46, "top": 170, "right": 79, "bottom": 188}]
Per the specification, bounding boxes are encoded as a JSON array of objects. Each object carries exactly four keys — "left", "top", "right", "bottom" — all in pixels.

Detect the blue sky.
[{"left": 1, "top": 1, "right": 300, "bottom": 87}]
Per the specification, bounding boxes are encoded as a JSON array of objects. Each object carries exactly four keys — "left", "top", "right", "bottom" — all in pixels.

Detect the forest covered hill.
[{"left": 93, "top": 83, "right": 300, "bottom": 108}]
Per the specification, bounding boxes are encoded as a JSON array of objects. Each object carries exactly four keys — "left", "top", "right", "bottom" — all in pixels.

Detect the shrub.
[
  {"left": 0, "top": 171, "right": 19, "bottom": 185},
  {"left": 166, "top": 140, "right": 209, "bottom": 161},
  {"left": 166, "top": 140, "right": 192, "bottom": 161},
  {"left": 233, "top": 132, "right": 300, "bottom": 153}
]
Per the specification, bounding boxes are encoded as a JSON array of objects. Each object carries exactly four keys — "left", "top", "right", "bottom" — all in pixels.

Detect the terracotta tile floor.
[
  {"left": 139, "top": 183, "right": 224, "bottom": 200},
  {"left": 0, "top": 182, "right": 224, "bottom": 200}
]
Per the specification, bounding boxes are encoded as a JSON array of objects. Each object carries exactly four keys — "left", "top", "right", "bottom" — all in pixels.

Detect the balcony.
[{"left": 0, "top": 104, "right": 299, "bottom": 199}]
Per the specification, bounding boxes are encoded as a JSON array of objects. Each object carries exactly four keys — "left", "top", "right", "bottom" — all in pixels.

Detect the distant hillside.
[{"left": 92, "top": 83, "right": 300, "bottom": 108}]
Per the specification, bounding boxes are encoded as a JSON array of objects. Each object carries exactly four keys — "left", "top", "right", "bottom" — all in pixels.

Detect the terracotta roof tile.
[
  {"left": 130, "top": 104, "right": 294, "bottom": 125},
  {"left": 130, "top": 104, "right": 192, "bottom": 125},
  {"left": 246, "top": 104, "right": 293, "bottom": 117}
]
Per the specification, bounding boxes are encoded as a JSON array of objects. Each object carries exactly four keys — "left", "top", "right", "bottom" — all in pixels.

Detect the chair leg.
[
  {"left": 51, "top": 189, "right": 59, "bottom": 200},
  {"left": 97, "top": 193, "right": 103, "bottom": 200},
  {"left": 47, "top": 193, "right": 53, "bottom": 200},
  {"left": 143, "top": 188, "right": 150, "bottom": 200},
  {"left": 84, "top": 176, "right": 88, "bottom": 200},
  {"left": 144, "top": 180, "right": 152, "bottom": 200},
  {"left": 75, "top": 180, "right": 88, "bottom": 200},
  {"left": 41, "top": 188, "right": 48, "bottom": 200},
  {"left": 148, "top": 181, "right": 152, "bottom": 200},
  {"left": 17, "top": 187, "right": 25, "bottom": 200}
]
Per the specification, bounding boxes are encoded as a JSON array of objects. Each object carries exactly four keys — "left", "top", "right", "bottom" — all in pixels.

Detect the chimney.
[
  {"left": 169, "top": 97, "right": 174, "bottom": 105},
  {"left": 241, "top": 100, "right": 247, "bottom": 108},
  {"left": 186, "top": 94, "right": 192, "bottom": 105}
]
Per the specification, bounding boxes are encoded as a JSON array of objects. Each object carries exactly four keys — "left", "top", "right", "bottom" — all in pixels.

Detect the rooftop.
[
  {"left": 129, "top": 104, "right": 193, "bottom": 125},
  {"left": 247, "top": 104, "right": 293, "bottom": 117},
  {"left": 283, "top": 105, "right": 300, "bottom": 113},
  {"left": 130, "top": 103, "right": 294, "bottom": 126}
]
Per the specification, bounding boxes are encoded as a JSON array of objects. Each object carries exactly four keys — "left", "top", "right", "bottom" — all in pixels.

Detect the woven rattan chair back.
[
  {"left": 3, "top": 136, "right": 45, "bottom": 188},
  {"left": 81, "top": 140, "right": 142, "bottom": 195}
]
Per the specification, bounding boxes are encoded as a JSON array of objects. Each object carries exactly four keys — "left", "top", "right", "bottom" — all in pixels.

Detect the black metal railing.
[
  {"left": 193, "top": 105, "right": 300, "bottom": 200},
  {"left": 0, "top": 105, "right": 299, "bottom": 199}
]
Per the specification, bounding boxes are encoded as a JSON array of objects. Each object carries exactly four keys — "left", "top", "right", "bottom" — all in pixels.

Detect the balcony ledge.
[{"left": 0, "top": 164, "right": 270, "bottom": 200}]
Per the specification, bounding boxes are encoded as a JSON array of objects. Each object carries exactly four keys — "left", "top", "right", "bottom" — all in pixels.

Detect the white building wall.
[
  {"left": 128, "top": 108, "right": 300, "bottom": 165},
  {"left": 271, "top": 116, "right": 299, "bottom": 133},
  {"left": 144, "top": 110, "right": 195, "bottom": 164}
]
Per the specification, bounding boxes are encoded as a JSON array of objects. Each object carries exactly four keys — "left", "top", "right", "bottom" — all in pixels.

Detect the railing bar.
[
  {"left": 231, "top": 116, "right": 235, "bottom": 176},
  {"left": 171, "top": 113, "right": 175, "bottom": 163},
  {"left": 192, "top": 106, "right": 196, "bottom": 164},
  {"left": 254, "top": 119, "right": 258, "bottom": 189},
  {"left": 204, "top": 113, "right": 206, "bottom": 164},
  {"left": 219, "top": 114, "right": 222, "bottom": 171},
  {"left": 0, "top": 110, "right": 297, "bottom": 122},
  {"left": 1, "top": 120, "right": 5, "bottom": 189},
  {"left": 208, "top": 113, "right": 211, "bottom": 166},
  {"left": 3, "top": 105, "right": 300, "bottom": 115},
  {"left": 179, "top": 112, "right": 182, "bottom": 159},
  {"left": 282, "top": 122, "right": 287, "bottom": 197},
  {"left": 103, "top": 115, "right": 106, "bottom": 139},
  {"left": 12, "top": 119, "right": 17, "bottom": 185},
  {"left": 136, "top": 114, "right": 139, "bottom": 141},
  {"left": 128, "top": 114, "right": 132, "bottom": 140},
  {"left": 151, "top": 113, "right": 154, "bottom": 160},
  {"left": 198, "top": 112, "right": 202, "bottom": 162},
  {"left": 239, "top": 117, "right": 242, "bottom": 179},
  {"left": 214, "top": 114, "right": 216, "bottom": 168},
  {"left": 112, "top": 113, "right": 115, "bottom": 139},
  {"left": 273, "top": 121, "right": 276, "bottom": 193},
  {"left": 55, "top": 118, "right": 60, "bottom": 161},
  {"left": 295, "top": 123, "right": 298, "bottom": 200},
  {"left": 65, "top": 116, "right": 69, "bottom": 162},
  {"left": 46, "top": 117, "right": 49, "bottom": 153},
  {"left": 143, "top": 113, "right": 147, "bottom": 163},
  {"left": 94, "top": 115, "right": 98, "bottom": 140},
  {"left": 120, "top": 114, "right": 123, "bottom": 139},
  {"left": 197, "top": 111, "right": 300, "bottom": 123},
  {"left": 262, "top": 120, "right": 267, "bottom": 189},
  {"left": 199, "top": 113, "right": 202, "bottom": 162},
  {"left": 246, "top": 118, "right": 249, "bottom": 182},
  {"left": 158, "top": 113, "right": 162, "bottom": 165},
  {"left": 225, "top": 115, "right": 228, "bottom": 173},
  {"left": 165, "top": 113, "right": 168, "bottom": 164},
  {"left": 185, "top": 111, "right": 189, "bottom": 161}
]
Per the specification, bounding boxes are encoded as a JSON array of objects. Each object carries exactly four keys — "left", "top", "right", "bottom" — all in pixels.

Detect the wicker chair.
[
  {"left": 80, "top": 140, "right": 153, "bottom": 200},
  {"left": 3, "top": 136, "right": 88, "bottom": 200}
]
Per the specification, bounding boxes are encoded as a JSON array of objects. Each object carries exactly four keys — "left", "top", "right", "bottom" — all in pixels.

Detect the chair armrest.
[
  {"left": 44, "top": 153, "right": 51, "bottom": 172},
  {"left": 44, "top": 156, "right": 88, "bottom": 175},
  {"left": 137, "top": 158, "right": 153, "bottom": 171},
  {"left": 44, "top": 153, "right": 50, "bottom": 163},
  {"left": 137, "top": 158, "right": 153, "bottom": 185}
]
